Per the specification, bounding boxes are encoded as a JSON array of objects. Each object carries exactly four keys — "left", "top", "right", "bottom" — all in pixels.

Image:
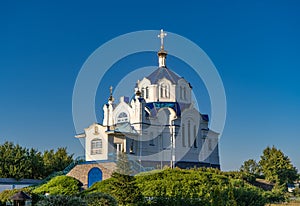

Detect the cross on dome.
[
  {"left": 108, "top": 86, "right": 114, "bottom": 102},
  {"left": 157, "top": 29, "right": 168, "bottom": 67},
  {"left": 158, "top": 29, "right": 167, "bottom": 50}
]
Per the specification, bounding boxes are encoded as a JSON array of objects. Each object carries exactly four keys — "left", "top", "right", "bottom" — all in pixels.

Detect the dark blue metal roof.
[
  {"left": 147, "top": 67, "right": 181, "bottom": 84},
  {"left": 202, "top": 114, "right": 209, "bottom": 121}
]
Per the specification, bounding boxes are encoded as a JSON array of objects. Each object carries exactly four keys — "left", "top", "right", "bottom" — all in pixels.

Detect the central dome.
[{"left": 146, "top": 67, "right": 181, "bottom": 84}]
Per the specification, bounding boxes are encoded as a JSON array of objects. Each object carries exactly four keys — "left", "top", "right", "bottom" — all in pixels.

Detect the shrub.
[
  {"left": 84, "top": 173, "right": 144, "bottom": 206},
  {"left": 33, "top": 175, "right": 82, "bottom": 195},
  {"left": 35, "top": 195, "right": 86, "bottom": 206},
  {"left": 144, "top": 197, "right": 207, "bottom": 206},
  {"left": 84, "top": 192, "right": 117, "bottom": 206}
]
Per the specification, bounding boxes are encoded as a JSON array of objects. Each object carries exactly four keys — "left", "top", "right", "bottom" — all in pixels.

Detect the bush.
[
  {"left": 84, "top": 192, "right": 117, "bottom": 206},
  {"left": 82, "top": 168, "right": 286, "bottom": 205},
  {"left": 144, "top": 197, "right": 207, "bottom": 206},
  {"left": 84, "top": 173, "right": 144, "bottom": 206},
  {"left": 232, "top": 187, "right": 266, "bottom": 206},
  {"left": 83, "top": 179, "right": 113, "bottom": 195},
  {"left": 135, "top": 168, "right": 266, "bottom": 205},
  {"left": 36, "top": 195, "right": 86, "bottom": 206},
  {"left": 33, "top": 175, "right": 82, "bottom": 195}
]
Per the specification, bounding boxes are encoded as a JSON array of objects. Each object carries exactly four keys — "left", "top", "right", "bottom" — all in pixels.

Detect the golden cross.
[{"left": 158, "top": 29, "right": 167, "bottom": 49}]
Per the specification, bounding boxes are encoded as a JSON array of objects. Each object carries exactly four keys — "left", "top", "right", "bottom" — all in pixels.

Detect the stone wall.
[{"left": 67, "top": 162, "right": 116, "bottom": 188}]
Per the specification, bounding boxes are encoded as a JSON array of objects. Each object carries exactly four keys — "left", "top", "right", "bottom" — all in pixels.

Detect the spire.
[
  {"left": 108, "top": 86, "right": 114, "bottom": 102},
  {"left": 157, "top": 29, "right": 167, "bottom": 68}
]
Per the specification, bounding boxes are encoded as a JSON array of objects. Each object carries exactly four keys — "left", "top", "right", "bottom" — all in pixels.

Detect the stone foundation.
[{"left": 67, "top": 162, "right": 116, "bottom": 188}]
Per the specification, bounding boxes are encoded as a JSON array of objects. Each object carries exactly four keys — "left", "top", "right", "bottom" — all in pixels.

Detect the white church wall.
[
  {"left": 103, "top": 103, "right": 114, "bottom": 126},
  {"left": 176, "top": 107, "right": 202, "bottom": 163},
  {"left": 177, "top": 79, "right": 192, "bottom": 104},
  {"left": 84, "top": 124, "right": 108, "bottom": 161},
  {"left": 147, "top": 84, "right": 158, "bottom": 102},
  {"left": 130, "top": 96, "right": 145, "bottom": 132},
  {"left": 157, "top": 78, "right": 175, "bottom": 102},
  {"left": 206, "top": 130, "right": 220, "bottom": 165},
  {"left": 113, "top": 100, "right": 132, "bottom": 124}
]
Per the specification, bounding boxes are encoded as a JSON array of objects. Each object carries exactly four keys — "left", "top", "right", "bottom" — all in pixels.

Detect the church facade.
[{"left": 75, "top": 30, "right": 220, "bottom": 173}]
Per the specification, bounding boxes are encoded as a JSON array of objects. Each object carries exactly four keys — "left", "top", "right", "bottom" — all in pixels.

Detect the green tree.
[
  {"left": 28, "top": 148, "right": 44, "bottom": 179},
  {"left": 259, "top": 146, "right": 298, "bottom": 184},
  {"left": 115, "top": 152, "right": 133, "bottom": 175},
  {"left": 109, "top": 172, "right": 144, "bottom": 206},
  {"left": 240, "top": 159, "right": 261, "bottom": 176},
  {"left": 43, "top": 147, "right": 73, "bottom": 176},
  {"left": 0, "top": 142, "right": 73, "bottom": 179},
  {"left": 0, "top": 142, "right": 33, "bottom": 179}
]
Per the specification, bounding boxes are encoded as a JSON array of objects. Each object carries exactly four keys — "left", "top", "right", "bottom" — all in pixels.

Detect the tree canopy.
[
  {"left": 259, "top": 146, "right": 298, "bottom": 184},
  {"left": 0, "top": 141, "right": 73, "bottom": 179},
  {"left": 240, "top": 159, "right": 261, "bottom": 177},
  {"left": 115, "top": 152, "right": 133, "bottom": 175}
]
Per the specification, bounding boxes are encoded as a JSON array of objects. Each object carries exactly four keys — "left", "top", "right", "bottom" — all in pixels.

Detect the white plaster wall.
[
  {"left": 85, "top": 124, "right": 108, "bottom": 161},
  {"left": 113, "top": 101, "right": 132, "bottom": 124},
  {"left": 177, "top": 79, "right": 192, "bottom": 104}
]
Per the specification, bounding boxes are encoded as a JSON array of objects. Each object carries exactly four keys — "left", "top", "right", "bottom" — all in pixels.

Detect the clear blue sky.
[{"left": 0, "top": 1, "right": 299, "bottom": 171}]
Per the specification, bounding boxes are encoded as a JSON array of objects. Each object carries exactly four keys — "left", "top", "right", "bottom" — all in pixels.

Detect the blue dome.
[{"left": 146, "top": 67, "right": 181, "bottom": 84}]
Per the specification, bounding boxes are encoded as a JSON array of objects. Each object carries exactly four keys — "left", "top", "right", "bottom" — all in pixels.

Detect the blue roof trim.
[{"left": 145, "top": 102, "right": 181, "bottom": 117}]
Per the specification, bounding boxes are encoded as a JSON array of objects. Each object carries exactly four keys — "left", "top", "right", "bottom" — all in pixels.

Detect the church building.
[{"left": 68, "top": 30, "right": 220, "bottom": 187}]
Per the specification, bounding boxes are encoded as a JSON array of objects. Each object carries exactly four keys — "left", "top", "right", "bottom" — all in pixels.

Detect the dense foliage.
[
  {"left": 0, "top": 142, "right": 73, "bottom": 179},
  {"left": 259, "top": 146, "right": 298, "bottom": 184},
  {"left": 32, "top": 175, "right": 82, "bottom": 195},
  {"left": 83, "top": 192, "right": 117, "bottom": 206},
  {"left": 85, "top": 172, "right": 143, "bottom": 206},
  {"left": 35, "top": 195, "right": 86, "bottom": 206},
  {"left": 1, "top": 144, "right": 297, "bottom": 205},
  {"left": 240, "top": 159, "right": 261, "bottom": 177},
  {"left": 0, "top": 188, "right": 43, "bottom": 206},
  {"left": 35, "top": 193, "right": 117, "bottom": 206},
  {"left": 137, "top": 168, "right": 267, "bottom": 206},
  {"left": 115, "top": 152, "right": 133, "bottom": 175},
  {"left": 86, "top": 168, "right": 271, "bottom": 206}
]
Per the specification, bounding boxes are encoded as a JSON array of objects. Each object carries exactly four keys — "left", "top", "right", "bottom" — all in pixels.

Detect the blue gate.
[{"left": 88, "top": 167, "right": 103, "bottom": 188}]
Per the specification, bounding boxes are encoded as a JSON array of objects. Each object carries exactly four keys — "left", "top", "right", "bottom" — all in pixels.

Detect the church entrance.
[{"left": 88, "top": 167, "right": 102, "bottom": 188}]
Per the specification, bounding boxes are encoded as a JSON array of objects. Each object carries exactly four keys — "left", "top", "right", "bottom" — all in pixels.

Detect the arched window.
[
  {"left": 160, "top": 84, "right": 164, "bottom": 98},
  {"left": 141, "top": 88, "right": 145, "bottom": 97},
  {"left": 183, "top": 87, "right": 187, "bottom": 100},
  {"left": 164, "top": 84, "right": 169, "bottom": 98},
  {"left": 91, "top": 139, "right": 102, "bottom": 155},
  {"left": 117, "top": 112, "right": 129, "bottom": 123},
  {"left": 193, "top": 125, "right": 197, "bottom": 148},
  {"left": 188, "top": 120, "right": 191, "bottom": 147},
  {"left": 180, "top": 86, "right": 182, "bottom": 99},
  {"left": 182, "top": 124, "right": 186, "bottom": 147},
  {"left": 160, "top": 84, "right": 169, "bottom": 98},
  {"left": 145, "top": 87, "right": 149, "bottom": 99}
]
